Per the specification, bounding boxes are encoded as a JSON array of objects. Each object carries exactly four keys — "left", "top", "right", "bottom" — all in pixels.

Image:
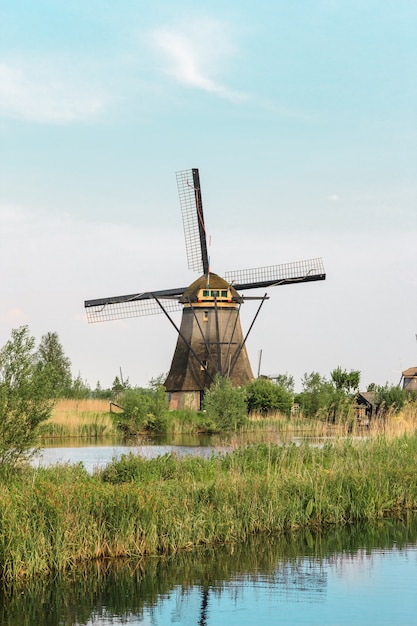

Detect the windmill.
[{"left": 85, "top": 169, "right": 326, "bottom": 410}]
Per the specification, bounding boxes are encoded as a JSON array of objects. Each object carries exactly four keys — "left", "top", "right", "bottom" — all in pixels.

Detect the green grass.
[{"left": 2, "top": 434, "right": 417, "bottom": 581}]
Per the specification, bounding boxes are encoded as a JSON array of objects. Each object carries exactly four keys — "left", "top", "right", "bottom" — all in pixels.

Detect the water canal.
[
  {"left": 2, "top": 520, "right": 417, "bottom": 625},
  {"left": 4, "top": 439, "right": 416, "bottom": 624}
]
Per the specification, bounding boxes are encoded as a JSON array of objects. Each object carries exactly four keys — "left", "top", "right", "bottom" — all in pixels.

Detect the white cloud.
[
  {"left": 0, "top": 59, "right": 108, "bottom": 124},
  {"left": 327, "top": 193, "right": 341, "bottom": 202},
  {"left": 152, "top": 18, "right": 248, "bottom": 103}
]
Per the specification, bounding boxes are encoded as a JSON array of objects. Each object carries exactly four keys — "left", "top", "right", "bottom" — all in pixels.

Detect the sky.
[{"left": 0, "top": 0, "right": 416, "bottom": 392}]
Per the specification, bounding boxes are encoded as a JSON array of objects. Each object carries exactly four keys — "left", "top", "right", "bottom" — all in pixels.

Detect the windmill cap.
[
  {"left": 180, "top": 273, "right": 241, "bottom": 303},
  {"left": 402, "top": 367, "right": 417, "bottom": 377}
]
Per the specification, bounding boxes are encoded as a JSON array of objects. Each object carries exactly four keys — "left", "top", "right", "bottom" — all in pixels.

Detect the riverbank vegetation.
[
  {"left": 2, "top": 327, "right": 417, "bottom": 582},
  {"left": 2, "top": 325, "right": 415, "bottom": 447},
  {"left": 2, "top": 434, "right": 417, "bottom": 581}
]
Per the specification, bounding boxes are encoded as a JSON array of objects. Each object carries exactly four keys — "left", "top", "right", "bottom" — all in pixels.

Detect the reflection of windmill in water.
[{"left": 85, "top": 169, "right": 326, "bottom": 410}]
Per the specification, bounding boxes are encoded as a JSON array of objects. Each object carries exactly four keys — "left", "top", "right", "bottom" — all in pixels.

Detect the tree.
[
  {"left": 69, "top": 373, "right": 91, "bottom": 399},
  {"left": 245, "top": 378, "right": 293, "bottom": 416},
  {"left": 203, "top": 375, "right": 247, "bottom": 430},
  {"left": 35, "top": 331, "right": 72, "bottom": 398},
  {"left": 296, "top": 372, "right": 334, "bottom": 418},
  {"left": 0, "top": 326, "right": 54, "bottom": 473},
  {"left": 270, "top": 373, "right": 295, "bottom": 393},
  {"left": 330, "top": 367, "right": 360, "bottom": 394}
]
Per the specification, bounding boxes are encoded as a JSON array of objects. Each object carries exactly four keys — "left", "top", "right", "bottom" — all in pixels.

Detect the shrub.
[
  {"left": 245, "top": 378, "right": 293, "bottom": 416},
  {"left": 117, "top": 384, "right": 169, "bottom": 434},
  {"left": 202, "top": 375, "right": 247, "bottom": 431}
]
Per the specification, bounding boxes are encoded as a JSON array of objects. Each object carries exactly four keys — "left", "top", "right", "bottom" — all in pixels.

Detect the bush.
[
  {"left": 117, "top": 384, "right": 169, "bottom": 434},
  {"left": 376, "top": 384, "right": 410, "bottom": 414},
  {"left": 245, "top": 378, "right": 293, "bottom": 416},
  {"left": 202, "top": 375, "right": 247, "bottom": 431}
]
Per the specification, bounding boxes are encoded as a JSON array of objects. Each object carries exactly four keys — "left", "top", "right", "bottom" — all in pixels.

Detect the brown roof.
[
  {"left": 402, "top": 367, "right": 417, "bottom": 377},
  {"left": 357, "top": 392, "right": 378, "bottom": 406}
]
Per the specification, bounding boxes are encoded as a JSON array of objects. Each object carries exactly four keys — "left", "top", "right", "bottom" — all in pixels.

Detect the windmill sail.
[
  {"left": 85, "top": 287, "right": 185, "bottom": 322},
  {"left": 176, "top": 168, "right": 209, "bottom": 275},
  {"left": 225, "top": 258, "right": 325, "bottom": 291},
  {"left": 84, "top": 168, "right": 326, "bottom": 411}
]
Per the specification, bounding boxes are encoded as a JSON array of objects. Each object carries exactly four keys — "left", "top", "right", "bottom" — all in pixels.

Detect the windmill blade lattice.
[
  {"left": 85, "top": 289, "right": 184, "bottom": 323},
  {"left": 225, "top": 258, "right": 325, "bottom": 290},
  {"left": 176, "top": 168, "right": 209, "bottom": 275}
]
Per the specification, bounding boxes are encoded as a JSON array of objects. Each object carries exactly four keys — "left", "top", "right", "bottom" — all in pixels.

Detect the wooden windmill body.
[
  {"left": 165, "top": 273, "right": 254, "bottom": 409},
  {"left": 85, "top": 169, "right": 326, "bottom": 410}
]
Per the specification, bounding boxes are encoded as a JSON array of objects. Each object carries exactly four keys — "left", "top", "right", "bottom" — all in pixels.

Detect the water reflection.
[
  {"left": 34, "top": 441, "right": 230, "bottom": 473},
  {"left": 34, "top": 432, "right": 336, "bottom": 474},
  {"left": 2, "top": 519, "right": 417, "bottom": 625}
]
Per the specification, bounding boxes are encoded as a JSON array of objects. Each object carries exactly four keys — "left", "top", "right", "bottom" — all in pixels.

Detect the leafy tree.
[
  {"left": 269, "top": 373, "right": 295, "bottom": 393},
  {"left": 296, "top": 372, "right": 334, "bottom": 418},
  {"left": 246, "top": 378, "right": 293, "bottom": 416},
  {"left": 330, "top": 367, "right": 360, "bottom": 394},
  {"left": 0, "top": 326, "right": 54, "bottom": 473},
  {"left": 35, "top": 331, "right": 72, "bottom": 397},
  {"left": 296, "top": 370, "right": 359, "bottom": 423},
  {"left": 203, "top": 375, "right": 247, "bottom": 431}
]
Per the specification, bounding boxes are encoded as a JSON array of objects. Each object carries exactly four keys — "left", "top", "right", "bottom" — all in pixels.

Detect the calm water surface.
[
  {"left": 2, "top": 522, "right": 417, "bottom": 625},
  {"left": 34, "top": 433, "right": 338, "bottom": 473}
]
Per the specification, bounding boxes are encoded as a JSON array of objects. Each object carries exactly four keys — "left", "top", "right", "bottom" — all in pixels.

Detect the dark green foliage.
[
  {"left": 117, "top": 383, "right": 169, "bottom": 434},
  {"left": 296, "top": 370, "right": 357, "bottom": 423},
  {"left": 92, "top": 381, "right": 113, "bottom": 399},
  {"left": 35, "top": 331, "right": 72, "bottom": 398},
  {"left": 68, "top": 373, "right": 91, "bottom": 399},
  {"left": 203, "top": 375, "right": 248, "bottom": 430},
  {"left": 245, "top": 377, "right": 293, "bottom": 415},
  {"left": 296, "top": 372, "right": 335, "bottom": 418},
  {"left": 0, "top": 326, "right": 54, "bottom": 473},
  {"left": 376, "top": 384, "right": 409, "bottom": 413},
  {"left": 269, "top": 373, "right": 294, "bottom": 393},
  {"left": 330, "top": 367, "right": 360, "bottom": 394}
]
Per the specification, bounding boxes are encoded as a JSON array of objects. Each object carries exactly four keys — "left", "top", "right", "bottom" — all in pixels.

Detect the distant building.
[
  {"left": 401, "top": 367, "right": 417, "bottom": 392},
  {"left": 355, "top": 392, "right": 379, "bottom": 426}
]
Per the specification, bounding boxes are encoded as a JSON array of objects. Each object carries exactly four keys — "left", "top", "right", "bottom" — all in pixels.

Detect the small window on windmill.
[
  {"left": 211, "top": 290, "right": 220, "bottom": 297},
  {"left": 221, "top": 290, "right": 228, "bottom": 298},
  {"left": 203, "top": 310, "right": 208, "bottom": 322},
  {"left": 200, "top": 359, "right": 208, "bottom": 371},
  {"left": 203, "top": 289, "right": 210, "bottom": 297}
]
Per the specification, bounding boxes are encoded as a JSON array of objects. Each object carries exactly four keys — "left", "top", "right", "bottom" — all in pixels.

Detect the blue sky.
[{"left": 0, "top": 0, "right": 416, "bottom": 391}]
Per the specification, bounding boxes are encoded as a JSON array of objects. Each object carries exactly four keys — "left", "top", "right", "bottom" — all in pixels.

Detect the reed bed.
[
  {"left": 39, "top": 399, "right": 117, "bottom": 439},
  {"left": 2, "top": 433, "right": 417, "bottom": 581}
]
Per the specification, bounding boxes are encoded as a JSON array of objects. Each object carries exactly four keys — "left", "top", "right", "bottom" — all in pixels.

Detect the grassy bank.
[{"left": 2, "top": 433, "right": 417, "bottom": 581}]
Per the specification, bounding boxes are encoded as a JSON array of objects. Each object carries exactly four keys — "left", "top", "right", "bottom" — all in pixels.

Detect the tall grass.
[
  {"left": 39, "top": 399, "right": 118, "bottom": 439},
  {"left": 2, "top": 433, "right": 417, "bottom": 581}
]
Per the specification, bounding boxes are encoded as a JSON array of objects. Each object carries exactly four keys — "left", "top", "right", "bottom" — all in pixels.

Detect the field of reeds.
[
  {"left": 2, "top": 432, "right": 417, "bottom": 581},
  {"left": 38, "top": 399, "right": 119, "bottom": 439},
  {"left": 38, "top": 399, "right": 417, "bottom": 440}
]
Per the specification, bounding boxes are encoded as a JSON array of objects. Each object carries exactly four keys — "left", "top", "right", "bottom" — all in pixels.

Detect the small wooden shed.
[
  {"left": 401, "top": 367, "right": 417, "bottom": 392},
  {"left": 355, "top": 392, "right": 379, "bottom": 426}
]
